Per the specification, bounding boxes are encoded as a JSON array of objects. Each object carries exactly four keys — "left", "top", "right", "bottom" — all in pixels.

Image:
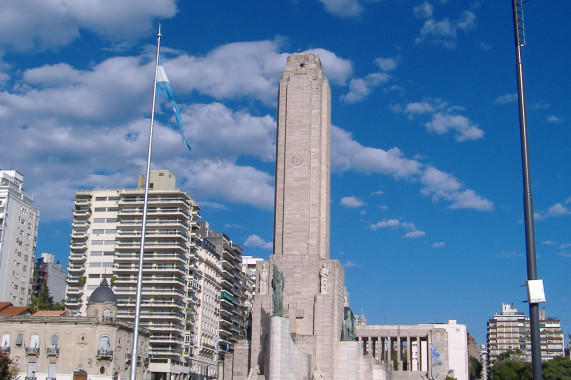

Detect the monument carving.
[
  {"left": 319, "top": 265, "right": 329, "bottom": 294},
  {"left": 259, "top": 264, "right": 268, "bottom": 294},
  {"left": 271, "top": 264, "right": 284, "bottom": 317}
]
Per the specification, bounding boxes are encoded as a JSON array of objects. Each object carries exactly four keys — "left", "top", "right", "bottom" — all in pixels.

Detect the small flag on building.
[{"left": 155, "top": 56, "right": 192, "bottom": 151}]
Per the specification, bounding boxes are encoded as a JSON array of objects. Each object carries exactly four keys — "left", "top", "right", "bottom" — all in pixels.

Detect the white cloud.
[
  {"left": 421, "top": 167, "right": 493, "bottom": 211},
  {"left": 0, "top": 0, "right": 178, "bottom": 51},
  {"left": 535, "top": 199, "right": 571, "bottom": 220},
  {"left": 308, "top": 48, "right": 354, "bottom": 85},
  {"left": 414, "top": 2, "right": 433, "bottom": 19},
  {"left": 402, "top": 98, "right": 484, "bottom": 141},
  {"left": 181, "top": 160, "right": 275, "bottom": 210},
  {"left": 340, "top": 196, "right": 365, "bottom": 208},
  {"left": 541, "top": 240, "right": 556, "bottom": 245},
  {"left": 318, "top": 0, "right": 363, "bottom": 18},
  {"left": 425, "top": 112, "right": 484, "bottom": 141},
  {"left": 345, "top": 261, "right": 362, "bottom": 268},
  {"left": 341, "top": 56, "right": 397, "bottom": 103},
  {"left": 370, "top": 218, "right": 425, "bottom": 238},
  {"left": 180, "top": 103, "right": 276, "bottom": 162},
  {"left": 332, "top": 126, "right": 422, "bottom": 177},
  {"left": 243, "top": 234, "right": 273, "bottom": 249},
  {"left": 495, "top": 93, "right": 517, "bottom": 105},
  {"left": 547, "top": 115, "right": 561, "bottom": 123},
  {"left": 432, "top": 242, "right": 445, "bottom": 248},
  {"left": 415, "top": 8, "right": 477, "bottom": 49},
  {"left": 374, "top": 57, "right": 398, "bottom": 72}
]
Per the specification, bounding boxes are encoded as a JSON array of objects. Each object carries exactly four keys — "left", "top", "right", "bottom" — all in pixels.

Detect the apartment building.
[
  {"left": 65, "top": 170, "right": 200, "bottom": 378},
  {"left": 33, "top": 252, "right": 67, "bottom": 303},
  {"left": 0, "top": 170, "right": 39, "bottom": 306},
  {"left": 487, "top": 303, "right": 565, "bottom": 365},
  {"left": 189, "top": 221, "right": 223, "bottom": 379}
]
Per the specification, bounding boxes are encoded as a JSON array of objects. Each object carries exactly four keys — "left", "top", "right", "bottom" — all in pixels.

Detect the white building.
[
  {"left": 34, "top": 252, "right": 67, "bottom": 303},
  {"left": 487, "top": 303, "right": 565, "bottom": 365},
  {"left": 65, "top": 170, "right": 200, "bottom": 379},
  {"left": 0, "top": 170, "right": 39, "bottom": 306},
  {"left": 189, "top": 221, "right": 223, "bottom": 379}
]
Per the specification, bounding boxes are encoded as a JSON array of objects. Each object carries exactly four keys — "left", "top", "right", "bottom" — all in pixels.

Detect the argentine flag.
[{"left": 156, "top": 56, "right": 192, "bottom": 151}]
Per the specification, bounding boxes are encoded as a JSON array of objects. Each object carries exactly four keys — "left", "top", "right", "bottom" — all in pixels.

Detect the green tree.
[
  {"left": 28, "top": 284, "right": 59, "bottom": 312},
  {"left": 542, "top": 357, "right": 571, "bottom": 380},
  {"left": 491, "top": 350, "right": 531, "bottom": 380},
  {"left": 0, "top": 350, "right": 19, "bottom": 379},
  {"left": 470, "top": 355, "right": 483, "bottom": 380}
]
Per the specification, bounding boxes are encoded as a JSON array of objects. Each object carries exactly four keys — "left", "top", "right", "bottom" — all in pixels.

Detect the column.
[
  {"left": 397, "top": 336, "right": 402, "bottom": 370},
  {"left": 416, "top": 337, "right": 421, "bottom": 371}
]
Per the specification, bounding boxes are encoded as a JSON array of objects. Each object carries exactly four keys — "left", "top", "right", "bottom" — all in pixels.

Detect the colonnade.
[{"left": 356, "top": 335, "right": 430, "bottom": 373}]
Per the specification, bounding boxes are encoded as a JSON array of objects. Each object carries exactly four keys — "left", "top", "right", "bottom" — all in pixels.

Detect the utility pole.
[{"left": 511, "top": 1, "right": 544, "bottom": 379}]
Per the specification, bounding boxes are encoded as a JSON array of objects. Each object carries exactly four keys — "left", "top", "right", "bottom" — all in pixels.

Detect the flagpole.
[{"left": 130, "top": 24, "right": 162, "bottom": 380}]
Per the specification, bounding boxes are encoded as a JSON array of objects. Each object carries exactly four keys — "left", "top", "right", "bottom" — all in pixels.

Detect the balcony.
[
  {"left": 97, "top": 349, "right": 113, "bottom": 359},
  {"left": 46, "top": 347, "right": 60, "bottom": 356},
  {"left": 25, "top": 347, "right": 40, "bottom": 355},
  {"left": 0, "top": 346, "right": 9, "bottom": 353}
]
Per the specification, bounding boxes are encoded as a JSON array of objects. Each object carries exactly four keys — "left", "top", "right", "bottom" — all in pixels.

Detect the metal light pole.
[{"left": 511, "top": 1, "right": 543, "bottom": 379}]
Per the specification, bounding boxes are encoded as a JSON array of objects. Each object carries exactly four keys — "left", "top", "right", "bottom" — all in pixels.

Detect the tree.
[
  {"left": 28, "top": 284, "right": 61, "bottom": 313},
  {"left": 542, "top": 357, "right": 571, "bottom": 380},
  {"left": 491, "top": 350, "right": 531, "bottom": 380},
  {"left": 470, "top": 355, "right": 483, "bottom": 380},
  {"left": 0, "top": 350, "right": 19, "bottom": 379}
]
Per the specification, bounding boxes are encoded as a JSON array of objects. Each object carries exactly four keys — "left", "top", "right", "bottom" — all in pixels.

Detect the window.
[
  {"left": 27, "top": 362, "right": 37, "bottom": 378},
  {"left": 98, "top": 336, "right": 111, "bottom": 352},
  {"left": 94, "top": 218, "right": 106, "bottom": 223},
  {"left": 94, "top": 207, "right": 106, "bottom": 212},
  {"left": 48, "top": 363, "right": 56, "bottom": 378},
  {"left": 51, "top": 335, "right": 58, "bottom": 349},
  {"left": 30, "top": 334, "right": 39, "bottom": 348},
  {"left": 96, "top": 197, "right": 107, "bottom": 201},
  {"left": 93, "top": 229, "right": 105, "bottom": 234},
  {"left": 1, "top": 334, "right": 9, "bottom": 348}
]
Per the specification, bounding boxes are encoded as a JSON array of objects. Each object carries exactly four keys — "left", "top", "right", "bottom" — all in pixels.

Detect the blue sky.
[{"left": 0, "top": 0, "right": 569, "bottom": 346}]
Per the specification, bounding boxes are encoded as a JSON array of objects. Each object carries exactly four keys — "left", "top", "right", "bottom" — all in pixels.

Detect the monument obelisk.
[{"left": 226, "top": 53, "right": 388, "bottom": 380}]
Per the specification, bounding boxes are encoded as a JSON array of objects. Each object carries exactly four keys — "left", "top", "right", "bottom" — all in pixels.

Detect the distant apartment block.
[
  {"left": 0, "top": 170, "right": 39, "bottom": 306},
  {"left": 33, "top": 252, "right": 67, "bottom": 303},
  {"left": 65, "top": 170, "right": 200, "bottom": 378},
  {"left": 487, "top": 303, "right": 564, "bottom": 366}
]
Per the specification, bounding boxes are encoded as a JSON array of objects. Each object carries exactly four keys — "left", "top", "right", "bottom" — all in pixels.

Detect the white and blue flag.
[{"left": 156, "top": 56, "right": 191, "bottom": 151}]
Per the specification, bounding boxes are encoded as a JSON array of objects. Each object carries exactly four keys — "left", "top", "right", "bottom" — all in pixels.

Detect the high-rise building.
[
  {"left": 199, "top": 226, "right": 248, "bottom": 357},
  {"left": 65, "top": 170, "right": 200, "bottom": 378},
  {"left": 190, "top": 221, "right": 223, "bottom": 379},
  {"left": 33, "top": 252, "right": 67, "bottom": 303},
  {"left": 487, "top": 303, "right": 565, "bottom": 366},
  {"left": 0, "top": 170, "right": 39, "bottom": 306}
]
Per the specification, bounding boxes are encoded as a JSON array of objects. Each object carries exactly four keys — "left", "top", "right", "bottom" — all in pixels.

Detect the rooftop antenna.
[{"left": 511, "top": 1, "right": 544, "bottom": 379}]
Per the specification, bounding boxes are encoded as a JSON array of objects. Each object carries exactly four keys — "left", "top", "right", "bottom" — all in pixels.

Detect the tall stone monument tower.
[{"left": 224, "top": 53, "right": 387, "bottom": 380}]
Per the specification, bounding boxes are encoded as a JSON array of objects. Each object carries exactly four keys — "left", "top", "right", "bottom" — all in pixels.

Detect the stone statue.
[
  {"left": 319, "top": 265, "right": 329, "bottom": 294},
  {"left": 312, "top": 367, "right": 325, "bottom": 380},
  {"left": 247, "top": 365, "right": 260, "bottom": 380},
  {"left": 259, "top": 264, "right": 268, "bottom": 294},
  {"left": 341, "top": 307, "right": 356, "bottom": 341},
  {"left": 271, "top": 264, "right": 284, "bottom": 317}
]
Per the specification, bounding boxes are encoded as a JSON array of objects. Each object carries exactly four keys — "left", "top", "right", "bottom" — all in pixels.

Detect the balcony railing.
[
  {"left": 97, "top": 348, "right": 113, "bottom": 358},
  {"left": 0, "top": 346, "right": 9, "bottom": 353},
  {"left": 25, "top": 347, "right": 40, "bottom": 355},
  {"left": 46, "top": 347, "right": 60, "bottom": 355}
]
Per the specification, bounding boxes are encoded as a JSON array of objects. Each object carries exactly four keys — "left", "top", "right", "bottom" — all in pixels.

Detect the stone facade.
[
  {"left": 0, "top": 295, "right": 150, "bottom": 379},
  {"left": 224, "top": 53, "right": 389, "bottom": 380}
]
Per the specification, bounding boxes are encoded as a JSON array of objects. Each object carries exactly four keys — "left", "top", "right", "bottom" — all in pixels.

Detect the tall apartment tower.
[
  {"left": 65, "top": 170, "right": 200, "bottom": 378},
  {"left": 0, "top": 170, "right": 39, "bottom": 306},
  {"left": 33, "top": 252, "right": 67, "bottom": 303},
  {"left": 190, "top": 221, "right": 223, "bottom": 379},
  {"left": 487, "top": 303, "right": 565, "bottom": 366}
]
